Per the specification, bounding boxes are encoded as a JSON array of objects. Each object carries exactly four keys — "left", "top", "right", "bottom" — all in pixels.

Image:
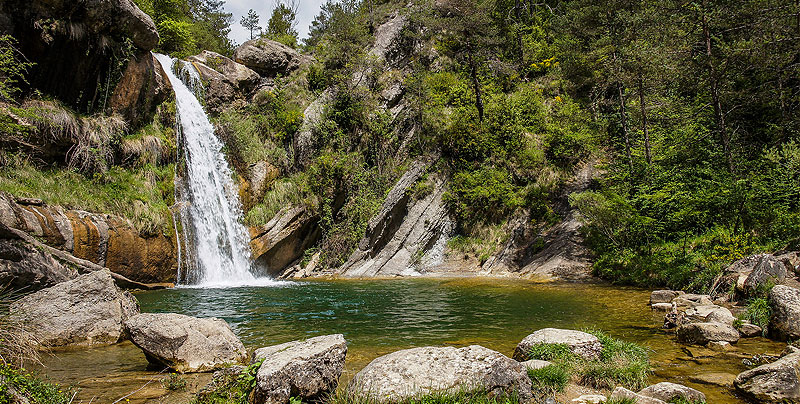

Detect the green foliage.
[
  {"left": 265, "top": 3, "right": 299, "bottom": 48},
  {"left": 192, "top": 360, "right": 263, "bottom": 404},
  {"left": 743, "top": 298, "right": 771, "bottom": 333},
  {"left": 0, "top": 364, "right": 73, "bottom": 404},
  {"left": 330, "top": 388, "right": 521, "bottom": 404},
  {"left": 0, "top": 35, "right": 33, "bottom": 103},
  {"left": 527, "top": 365, "right": 569, "bottom": 396},
  {"left": 135, "top": 0, "right": 232, "bottom": 56},
  {"left": 527, "top": 343, "right": 579, "bottom": 363},
  {"left": 245, "top": 177, "right": 308, "bottom": 227},
  {"left": 445, "top": 167, "right": 522, "bottom": 225},
  {"left": 161, "top": 373, "right": 187, "bottom": 391},
  {"left": 157, "top": 19, "right": 196, "bottom": 57}
]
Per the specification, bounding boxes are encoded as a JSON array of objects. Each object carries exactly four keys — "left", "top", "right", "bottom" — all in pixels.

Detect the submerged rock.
[
  {"left": 349, "top": 345, "right": 532, "bottom": 402},
  {"left": 676, "top": 322, "right": 739, "bottom": 345},
  {"left": 513, "top": 328, "right": 602, "bottom": 361},
  {"left": 734, "top": 352, "right": 800, "bottom": 402},
  {"left": 769, "top": 285, "right": 800, "bottom": 341},
  {"left": 638, "top": 382, "right": 706, "bottom": 403},
  {"left": 250, "top": 334, "right": 347, "bottom": 404},
  {"left": 125, "top": 313, "right": 247, "bottom": 373},
  {"left": 10, "top": 270, "right": 139, "bottom": 348}
]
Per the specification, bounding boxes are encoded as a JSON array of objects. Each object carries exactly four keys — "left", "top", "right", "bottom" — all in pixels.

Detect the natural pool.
[{"left": 37, "top": 279, "right": 783, "bottom": 403}]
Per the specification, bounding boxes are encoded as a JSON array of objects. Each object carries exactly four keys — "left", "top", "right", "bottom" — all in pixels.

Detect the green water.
[{"left": 37, "top": 279, "right": 784, "bottom": 403}]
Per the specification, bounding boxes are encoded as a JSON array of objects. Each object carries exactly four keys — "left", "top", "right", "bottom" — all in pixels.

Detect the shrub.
[
  {"left": 161, "top": 373, "right": 187, "bottom": 391},
  {"left": 157, "top": 19, "right": 196, "bottom": 57},
  {"left": 0, "top": 35, "right": 33, "bottom": 103},
  {"left": 191, "top": 360, "right": 262, "bottom": 404},
  {"left": 445, "top": 167, "right": 523, "bottom": 224},
  {"left": 0, "top": 363, "right": 73, "bottom": 404}
]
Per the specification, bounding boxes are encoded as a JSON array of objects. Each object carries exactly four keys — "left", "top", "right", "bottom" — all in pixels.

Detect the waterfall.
[{"left": 155, "top": 53, "right": 276, "bottom": 288}]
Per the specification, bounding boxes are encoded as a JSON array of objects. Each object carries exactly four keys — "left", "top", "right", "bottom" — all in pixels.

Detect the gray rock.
[
  {"left": 520, "top": 359, "right": 552, "bottom": 371},
  {"left": 744, "top": 254, "right": 788, "bottom": 295},
  {"left": 349, "top": 345, "right": 532, "bottom": 402},
  {"left": 638, "top": 382, "right": 706, "bottom": 403},
  {"left": 609, "top": 387, "right": 665, "bottom": 404},
  {"left": 734, "top": 352, "right": 800, "bottom": 402},
  {"left": 704, "top": 306, "right": 736, "bottom": 325},
  {"left": 738, "top": 323, "right": 763, "bottom": 338},
  {"left": 769, "top": 285, "right": 800, "bottom": 341},
  {"left": 251, "top": 335, "right": 347, "bottom": 404},
  {"left": 188, "top": 50, "right": 260, "bottom": 92},
  {"left": 672, "top": 294, "right": 713, "bottom": 310},
  {"left": 125, "top": 313, "right": 247, "bottom": 373},
  {"left": 650, "top": 290, "right": 684, "bottom": 305},
  {"left": 513, "top": 328, "right": 602, "bottom": 361},
  {"left": 676, "top": 322, "right": 740, "bottom": 345},
  {"left": 249, "top": 207, "right": 321, "bottom": 277},
  {"left": 571, "top": 395, "right": 607, "bottom": 404},
  {"left": 776, "top": 251, "right": 800, "bottom": 275},
  {"left": 683, "top": 304, "right": 725, "bottom": 323},
  {"left": 0, "top": 224, "right": 77, "bottom": 291},
  {"left": 10, "top": 270, "right": 138, "bottom": 348},
  {"left": 651, "top": 303, "right": 673, "bottom": 312},
  {"left": 233, "top": 38, "right": 303, "bottom": 77}
]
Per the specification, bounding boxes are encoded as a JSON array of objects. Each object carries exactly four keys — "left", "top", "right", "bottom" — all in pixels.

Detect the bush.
[
  {"left": 192, "top": 360, "right": 262, "bottom": 404},
  {"left": 0, "top": 363, "right": 73, "bottom": 404},
  {"left": 157, "top": 19, "right": 196, "bottom": 57},
  {"left": 445, "top": 167, "right": 523, "bottom": 224}
]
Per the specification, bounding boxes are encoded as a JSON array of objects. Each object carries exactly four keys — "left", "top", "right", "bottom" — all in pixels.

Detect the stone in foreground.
[
  {"left": 10, "top": 270, "right": 138, "bottom": 348},
  {"left": 676, "top": 322, "right": 739, "bottom": 345},
  {"left": 520, "top": 359, "right": 552, "bottom": 371},
  {"left": 349, "top": 345, "right": 532, "bottom": 402},
  {"left": 250, "top": 334, "right": 347, "bottom": 404},
  {"left": 769, "top": 285, "right": 800, "bottom": 341},
  {"left": 638, "top": 382, "right": 706, "bottom": 403},
  {"left": 609, "top": 387, "right": 665, "bottom": 404},
  {"left": 125, "top": 313, "right": 247, "bottom": 373},
  {"left": 734, "top": 352, "right": 800, "bottom": 402},
  {"left": 513, "top": 328, "right": 602, "bottom": 361}
]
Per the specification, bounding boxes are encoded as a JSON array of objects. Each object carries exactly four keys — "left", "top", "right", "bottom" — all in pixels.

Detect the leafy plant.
[{"left": 161, "top": 373, "right": 187, "bottom": 391}]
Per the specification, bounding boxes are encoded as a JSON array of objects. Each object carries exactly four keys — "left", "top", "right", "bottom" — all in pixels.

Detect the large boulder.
[
  {"left": 513, "top": 328, "right": 602, "bottom": 361},
  {"left": 704, "top": 306, "right": 736, "bottom": 325},
  {"left": 349, "top": 345, "right": 532, "bottom": 402},
  {"left": 250, "top": 335, "right": 347, "bottom": 404},
  {"left": 0, "top": 223, "right": 77, "bottom": 291},
  {"left": 187, "top": 50, "right": 262, "bottom": 113},
  {"left": 249, "top": 207, "right": 321, "bottom": 277},
  {"left": 9, "top": 270, "right": 139, "bottom": 348},
  {"left": 650, "top": 290, "right": 684, "bottom": 305},
  {"left": 638, "top": 382, "right": 706, "bottom": 403},
  {"left": 233, "top": 39, "right": 304, "bottom": 77},
  {"left": 676, "top": 322, "right": 739, "bottom": 345},
  {"left": 110, "top": 50, "right": 172, "bottom": 128},
  {"left": 734, "top": 352, "right": 800, "bottom": 402},
  {"left": 769, "top": 285, "right": 800, "bottom": 341},
  {"left": 609, "top": 387, "right": 665, "bottom": 404},
  {"left": 744, "top": 254, "right": 789, "bottom": 294},
  {"left": 124, "top": 313, "right": 248, "bottom": 373}
]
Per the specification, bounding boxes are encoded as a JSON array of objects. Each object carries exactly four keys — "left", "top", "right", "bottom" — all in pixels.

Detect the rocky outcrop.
[
  {"left": 676, "top": 322, "right": 740, "bottom": 345},
  {"left": 250, "top": 335, "right": 347, "bottom": 404},
  {"left": 125, "top": 313, "right": 248, "bottom": 373},
  {"left": 187, "top": 51, "right": 262, "bottom": 113},
  {"left": 233, "top": 39, "right": 306, "bottom": 78},
  {"left": 0, "top": 222, "right": 77, "bottom": 291},
  {"left": 238, "top": 161, "right": 280, "bottom": 212},
  {"left": 769, "top": 285, "right": 800, "bottom": 341},
  {"left": 638, "top": 382, "right": 706, "bottom": 403},
  {"left": 0, "top": 192, "right": 178, "bottom": 284},
  {"left": 349, "top": 345, "right": 532, "bottom": 402},
  {"left": 734, "top": 352, "right": 800, "bottom": 402},
  {"left": 743, "top": 254, "right": 788, "bottom": 294},
  {"left": 513, "top": 328, "right": 603, "bottom": 361},
  {"left": 249, "top": 207, "right": 321, "bottom": 277},
  {"left": 9, "top": 270, "right": 139, "bottom": 348},
  {"left": 111, "top": 51, "right": 172, "bottom": 128}
]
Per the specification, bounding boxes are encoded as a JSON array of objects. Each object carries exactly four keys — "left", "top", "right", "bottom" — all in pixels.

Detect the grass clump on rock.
[
  {"left": 527, "top": 364, "right": 569, "bottom": 397},
  {"left": 526, "top": 330, "right": 651, "bottom": 392}
]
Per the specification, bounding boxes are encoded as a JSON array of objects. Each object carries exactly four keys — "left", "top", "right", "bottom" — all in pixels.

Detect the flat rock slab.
[
  {"left": 689, "top": 372, "right": 737, "bottom": 387},
  {"left": 734, "top": 352, "right": 800, "bottom": 402},
  {"left": 350, "top": 345, "right": 532, "bottom": 402},
  {"left": 513, "top": 328, "right": 602, "bottom": 361},
  {"left": 638, "top": 382, "right": 706, "bottom": 403},
  {"left": 125, "top": 313, "right": 247, "bottom": 373},
  {"left": 10, "top": 270, "right": 138, "bottom": 348},
  {"left": 676, "top": 322, "right": 740, "bottom": 345},
  {"left": 251, "top": 334, "right": 347, "bottom": 404}
]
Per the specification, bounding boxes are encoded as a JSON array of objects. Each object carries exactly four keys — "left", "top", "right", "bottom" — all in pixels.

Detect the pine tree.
[{"left": 240, "top": 9, "right": 260, "bottom": 40}]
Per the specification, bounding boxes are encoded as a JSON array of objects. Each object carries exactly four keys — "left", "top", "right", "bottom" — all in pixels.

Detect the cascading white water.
[{"left": 155, "top": 53, "right": 275, "bottom": 287}]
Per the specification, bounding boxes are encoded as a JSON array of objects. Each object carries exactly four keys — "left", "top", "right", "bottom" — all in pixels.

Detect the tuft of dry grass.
[{"left": 0, "top": 286, "right": 40, "bottom": 367}]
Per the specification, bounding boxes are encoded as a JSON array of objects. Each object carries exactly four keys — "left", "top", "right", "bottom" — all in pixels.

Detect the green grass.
[
  {"left": 161, "top": 373, "right": 187, "bottom": 391},
  {"left": 329, "top": 388, "right": 522, "bottom": 404},
  {"left": 525, "top": 330, "right": 651, "bottom": 391},
  {"left": 743, "top": 298, "right": 771, "bottom": 334},
  {"left": 527, "top": 364, "right": 569, "bottom": 397},
  {"left": 191, "top": 360, "right": 262, "bottom": 404},
  {"left": 244, "top": 176, "right": 309, "bottom": 227},
  {"left": 0, "top": 363, "right": 73, "bottom": 404}
]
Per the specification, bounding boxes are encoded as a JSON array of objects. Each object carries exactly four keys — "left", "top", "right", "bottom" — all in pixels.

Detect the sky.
[{"left": 224, "top": 0, "right": 326, "bottom": 46}]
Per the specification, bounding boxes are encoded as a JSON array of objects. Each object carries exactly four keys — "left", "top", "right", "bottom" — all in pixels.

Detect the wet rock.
[
  {"left": 784, "top": 345, "right": 800, "bottom": 356},
  {"left": 10, "top": 270, "right": 139, "bottom": 348},
  {"left": 233, "top": 38, "right": 305, "bottom": 77},
  {"left": 708, "top": 340, "right": 733, "bottom": 351},
  {"left": 744, "top": 254, "right": 788, "bottom": 295},
  {"left": 650, "top": 290, "right": 684, "bottom": 305},
  {"left": 110, "top": 51, "right": 172, "bottom": 128},
  {"left": 689, "top": 372, "right": 737, "bottom": 387},
  {"left": 0, "top": 222, "right": 77, "bottom": 291},
  {"left": 249, "top": 207, "right": 321, "bottom": 277},
  {"left": 672, "top": 294, "right": 713, "bottom": 310},
  {"left": 676, "top": 322, "right": 739, "bottom": 345},
  {"left": 520, "top": 359, "right": 552, "bottom": 371},
  {"left": 738, "top": 323, "right": 763, "bottom": 338},
  {"left": 609, "top": 387, "right": 665, "bottom": 404},
  {"left": 250, "top": 334, "right": 347, "bottom": 404},
  {"left": 769, "top": 285, "right": 800, "bottom": 341},
  {"left": 734, "top": 352, "right": 800, "bottom": 402},
  {"left": 125, "top": 313, "right": 247, "bottom": 373},
  {"left": 350, "top": 345, "right": 532, "bottom": 402},
  {"left": 513, "top": 328, "right": 602, "bottom": 361},
  {"left": 638, "top": 382, "right": 706, "bottom": 403}
]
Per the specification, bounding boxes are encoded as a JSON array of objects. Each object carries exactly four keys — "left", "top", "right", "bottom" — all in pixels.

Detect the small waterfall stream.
[{"left": 155, "top": 54, "right": 274, "bottom": 287}]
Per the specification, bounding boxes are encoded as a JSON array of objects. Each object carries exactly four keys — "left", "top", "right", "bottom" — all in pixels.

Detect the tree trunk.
[
  {"left": 702, "top": 2, "right": 734, "bottom": 173},
  {"left": 468, "top": 50, "right": 484, "bottom": 122},
  {"left": 618, "top": 82, "right": 633, "bottom": 171},
  {"left": 638, "top": 74, "right": 652, "bottom": 165}
]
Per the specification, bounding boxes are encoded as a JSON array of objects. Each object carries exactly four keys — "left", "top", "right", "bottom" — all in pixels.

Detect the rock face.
[
  {"left": 734, "top": 352, "right": 800, "bottom": 402},
  {"left": 744, "top": 254, "right": 789, "bottom": 294},
  {"left": 111, "top": 51, "right": 172, "bottom": 128},
  {"left": 513, "top": 328, "right": 602, "bottom": 361},
  {"left": 233, "top": 39, "right": 305, "bottom": 77},
  {"left": 249, "top": 207, "right": 321, "bottom": 277},
  {"left": 638, "top": 382, "right": 706, "bottom": 403},
  {"left": 0, "top": 222, "right": 77, "bottom": 291},
  {"left": 9, "top": 270, "right": 139, "bottom": 348},
  {"left": 0, "top": 192, "right": 178, "bottom": 284},
  {"left": 125, "top": 313, "right": 248, "bottom": 373},
  {"left": 769, "top": 285, "right": 800, "bottom": 341},
  {"left": 337, "top": 167, "right": 454, "bottom": 277},
  {"left": 250, "top": 335, "right": 347, "bottom": 404},
  {"left": 187, "top": 50, "right": 262, "bottom": 113},
  {"left": 676, "top": 322, "right": 740, "bottom": 345},
  {"left": 350, "top": 345, "right": 532, "bottom": 402}
]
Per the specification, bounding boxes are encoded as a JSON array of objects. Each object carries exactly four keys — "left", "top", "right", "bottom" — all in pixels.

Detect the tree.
[
  {"left": 189, "top": 0, "right": 233, "bottom": 55},
  {"left": 265, "top": 0, "right": 299, "bottom": 47},
  {"left": 241, "top": 9, "right": 260, "bottom": 40}
]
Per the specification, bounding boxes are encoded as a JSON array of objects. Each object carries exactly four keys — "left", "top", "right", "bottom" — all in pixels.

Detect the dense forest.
[{"left": 1, "top": 0, "right": 799, "bottom": 292}]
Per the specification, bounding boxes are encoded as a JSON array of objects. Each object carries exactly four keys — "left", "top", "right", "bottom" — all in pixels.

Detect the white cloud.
[{"left": 223, "top": 0, "right": 326, "bottom": 46}]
